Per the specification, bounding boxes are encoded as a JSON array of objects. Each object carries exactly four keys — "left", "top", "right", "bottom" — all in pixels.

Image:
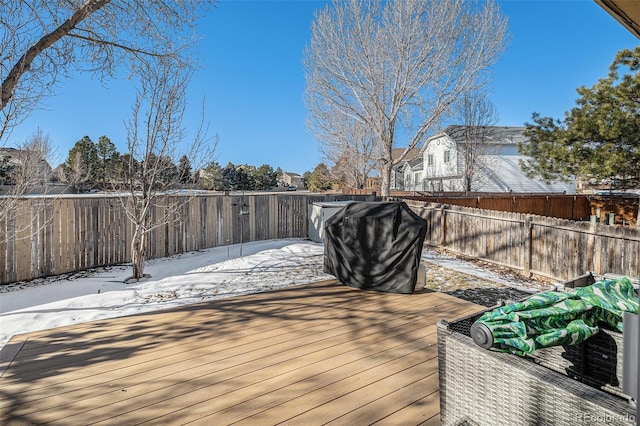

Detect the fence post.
[
  {"left": 586, "top": 220, "right": 599, "bottom": 274},
  {"left": 523, "top": 216, "right": 532, "bottom": 277},
  {"left": 440, "top": 204, "right": 447, "bottom": 247}
]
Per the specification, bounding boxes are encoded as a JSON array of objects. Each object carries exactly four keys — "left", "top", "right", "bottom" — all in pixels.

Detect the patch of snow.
[
  {"left": 0, "top": 239, "right": 547, "bottom": 351},
  {"left": 0, "top": 239, "right": 332, "bottom": 350}
]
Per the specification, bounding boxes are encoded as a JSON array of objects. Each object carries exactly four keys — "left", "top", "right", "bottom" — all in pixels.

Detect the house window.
[
  {"left": 427, "top": 154, "right": 434, "bottom": 167},
  {"left": 414, "top": 174, "right": 420, "bottom": 187},
  {"left": 444, "top": 150, "right": 451, "bottom": 163}
]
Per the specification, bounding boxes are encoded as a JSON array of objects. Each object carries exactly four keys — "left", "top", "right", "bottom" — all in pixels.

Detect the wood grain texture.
[{"left": 0, "top": 280, "right": 482, "bottom": 425}]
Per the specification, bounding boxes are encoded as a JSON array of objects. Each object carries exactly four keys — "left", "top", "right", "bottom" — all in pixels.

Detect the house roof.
[
  {"left": 477, "top": 154, "right": 575, "bottom": 193},
  {"left": 393, "top": 154, "right": 424, "bottom": 172},
  {"left": 408, "top": 156, "right": 423, "bottom": 171},
  {"left": 391, "top": 147, "right": 421, "bottom": 162},
  {"left": 436, "top": 125, "right": 528, "bottom": 146}
]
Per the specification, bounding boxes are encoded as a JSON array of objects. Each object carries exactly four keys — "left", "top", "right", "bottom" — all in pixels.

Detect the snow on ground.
[
  {"left": 420, "top": 249, "right": 555, "bottom": 307},
  {"left": 0, "top": 239, "right": 547, "bottom": 351}
]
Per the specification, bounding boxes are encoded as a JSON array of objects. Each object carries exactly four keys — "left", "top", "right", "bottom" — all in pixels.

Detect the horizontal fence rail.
[
  {"left": 408, "top": 201, "right": 640, "bottom": 283},
  {"left": 0, "top": 193, "right": 376, "bottom": 285}
]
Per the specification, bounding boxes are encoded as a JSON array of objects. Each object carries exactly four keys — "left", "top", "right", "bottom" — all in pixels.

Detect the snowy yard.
[{"left": 0, "top": 239, "right": 550, "bottom": 350}]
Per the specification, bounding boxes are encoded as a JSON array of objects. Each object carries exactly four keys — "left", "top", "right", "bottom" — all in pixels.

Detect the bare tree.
[
  {"left": 118, "top": 59, "right": 216, "bottom": 282},
  {"left": 0, "top": 0, "right": 213, "bottom": 143},
  {"left": 312, "top": 109, "right": 380, "bottom": 189},
  {"left": 0, "top": 1, "right": 213, "bottom": 277},
  {"left": 304, "top": 0, "right": 508, "bottom": 197},
  {"left": 452, "top": 92, "right": 500, "bottom": 191},
  {"left": 0, "top": 129, "right": 54, "bottom": 239}
]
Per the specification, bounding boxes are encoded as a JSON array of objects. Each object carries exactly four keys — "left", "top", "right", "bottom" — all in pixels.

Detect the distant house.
[
  {"left": 0, "top": 147, "right": 52, "bottom": 185},
  {"left": 392, "top": 157, "right": 424, "bottom": 191},
  {"left": 281, "top": 172, "right": 303, "bottom": 188},
  {"left": 388, "top": 147, "right": 422, "bottom": 190},
  {"left": 391, "top": 125, "right": 576, "bottom": 194}
]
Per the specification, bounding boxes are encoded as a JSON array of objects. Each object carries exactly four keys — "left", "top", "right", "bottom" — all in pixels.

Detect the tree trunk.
[
  {"left": 380, "top": 162, "right": 391, "bottom": 198},
  {"left": 130, "top": 226, "right": 146, "bottom": 280}
]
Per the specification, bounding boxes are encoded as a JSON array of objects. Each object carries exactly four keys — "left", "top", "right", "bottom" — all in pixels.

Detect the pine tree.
[
  {"left": 96, "top": 135, "right": 119, "bottom": 187},
  {"left": 520, "top": 47, "right": 640, "bottom": 188},
  {"left": 307, "top": 163, "right": 333, "bottom": 192},
  {"left": 64, "top": 136, "right": 99, "bottom": 188},
  {"left": 178, "top": 155, "right": 192, "bottom": 184},
  {"left": 254, "top": 164, "right": 278, "bottom": 190},
  {"left": 200, "top": 161, "right": 223, "bottom": 190},
  {"left": 221, "top": 163, "right": 255, "bottom": 191}
]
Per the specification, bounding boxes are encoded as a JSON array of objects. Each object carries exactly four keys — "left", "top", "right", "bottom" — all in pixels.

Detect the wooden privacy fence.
[
  {"left": 0, "top": 193, "right": 376, "bottom": 285},
  {"left": 4, "top": 194, "right": 637, "bottom": 286},
  {"left": 396, "top": 193, "right": 592, "bottom": 222},
  {"left": 409, "top": 202, "right": 640, "bottom": 283}
]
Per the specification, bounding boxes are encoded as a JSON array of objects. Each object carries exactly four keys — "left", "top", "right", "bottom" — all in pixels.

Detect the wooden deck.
[{"left": 0, "top": 280, "right": 482, "bottom": 425}]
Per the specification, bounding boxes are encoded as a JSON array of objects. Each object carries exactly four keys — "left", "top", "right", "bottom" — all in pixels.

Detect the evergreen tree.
[
  {"left": 64, "top": 136, "right": 99, "bottom": 187},
  {"left": 221, "top": 162, "right": 255, "bottom": 191},
  {"left": 307, "top": 163, "right": 333, "bottom": 192},
  {"left": 302, "top": 171, "right": 312, "bottom": 189},
  {"left": 96, "top": 135, "right": 119, "bottom": 187},
  {"left": 156, "top": 155, "right": 178, "bottom": 188},
  {"left": 253, "top": 164, "right": 278, "bottom": 190},
  {"left": 200, "top": 161, "right": 223, "bottom": 190},
  {"left": 520, "top": 47, "right": 640, "bottom": 188},
  {"left": 236, "top": 164, "right": 256, "bottom": 190},
  {"left": 178, "top": 155, "right": 192, "bottom": 184},
  {"left": 116, "top": 153, "right": 138, "bottom": 189},
  {"left": 331, "top": 156, "right": 352, "bottom": 189}
]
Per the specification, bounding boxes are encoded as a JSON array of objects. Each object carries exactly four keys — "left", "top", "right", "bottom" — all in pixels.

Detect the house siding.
[{"left": 391, "top": 126, "right": 576, "bottom": 194}]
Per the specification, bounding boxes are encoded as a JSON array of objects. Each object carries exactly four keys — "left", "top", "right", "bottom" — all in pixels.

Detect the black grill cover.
[{"left": 323, "top": 201, "right": 427, "bottom": 294}]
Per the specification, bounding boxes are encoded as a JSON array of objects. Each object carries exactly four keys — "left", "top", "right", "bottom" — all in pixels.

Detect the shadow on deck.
[{"left": 0, "top": 280, "right": 482, "bottom": 425}]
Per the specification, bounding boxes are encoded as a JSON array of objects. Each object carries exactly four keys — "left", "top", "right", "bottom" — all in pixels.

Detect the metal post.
[
  {"left": 238, "top": 186, "right": 249, "bottom": 257},
  {"left": 624, "top": 275, "right": 640, "bottom": 422},
  {"left": 623, "top": 312, "right": 638, "bottom": 397}
]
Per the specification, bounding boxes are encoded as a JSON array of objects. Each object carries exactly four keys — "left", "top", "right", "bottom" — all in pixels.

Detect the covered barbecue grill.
[{"left": 323, "top": 201, "right": 427, "bottom": 294}]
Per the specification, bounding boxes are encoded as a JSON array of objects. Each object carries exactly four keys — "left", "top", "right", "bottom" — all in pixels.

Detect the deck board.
[{"left": 1, "top": 280, "right": 483, "bottom": 425}]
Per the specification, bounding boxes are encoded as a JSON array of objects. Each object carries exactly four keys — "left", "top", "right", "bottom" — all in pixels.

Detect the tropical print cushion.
[{"left": 474, "top": 277, "right": 638, "bottom": 355}]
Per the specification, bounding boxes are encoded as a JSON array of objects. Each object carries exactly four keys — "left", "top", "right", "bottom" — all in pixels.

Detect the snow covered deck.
[{"left": 0, "top": 279, "right": 482, "bottom": 425}]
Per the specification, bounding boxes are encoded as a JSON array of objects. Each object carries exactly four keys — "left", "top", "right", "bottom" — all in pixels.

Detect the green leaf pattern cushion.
[{"left": 475, "top": 277, "right": 638, "bottom": 356}]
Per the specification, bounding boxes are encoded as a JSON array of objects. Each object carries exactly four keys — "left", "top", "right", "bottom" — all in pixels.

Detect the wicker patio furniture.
[{"left": 437, "top": 309, "right": 637, "bottom": 425}]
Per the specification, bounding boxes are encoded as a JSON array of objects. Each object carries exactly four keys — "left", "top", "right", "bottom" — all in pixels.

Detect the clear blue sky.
[{"left": 7, "top": 0, "right": 639, "bottom": 174}]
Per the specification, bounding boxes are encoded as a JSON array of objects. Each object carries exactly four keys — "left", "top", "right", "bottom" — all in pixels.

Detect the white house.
[
  {"left": 392, "top": 156, "right": 424, "bottom": 191},
  {"left": 389, "top": 148, "right": 422, "bottom": 190},
  {"left": 392, "top": 125, "right": 576, "bottom": 194}
]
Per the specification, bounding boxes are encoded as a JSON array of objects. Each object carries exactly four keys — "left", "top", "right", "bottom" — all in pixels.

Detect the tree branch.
[
  {"left": 66, "top": 31, "right": 169, "bottom": 60},
  {"left": 1, "top": 0, "right": 111, "bottom": 110}
]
